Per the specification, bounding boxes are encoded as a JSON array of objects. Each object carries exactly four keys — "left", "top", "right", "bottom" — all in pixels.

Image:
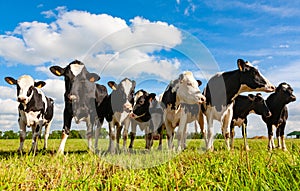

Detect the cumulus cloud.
[{"left": 0, "top": 8, "right": 182, "bottom": 81}]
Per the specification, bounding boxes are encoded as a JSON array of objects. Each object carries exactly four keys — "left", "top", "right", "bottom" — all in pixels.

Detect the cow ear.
[
  {"left": 248, "top": 94, "right": 255, "bottom": 101},
  {"left": 196, "top": 80, "right": 202, "bottom": 87},
  {"left": 237, "top": 59, "right": 246, "bottom": 72},
  {"left": 132, "top": 80, "right": 136, "bottom": 88},
  {"left": 108, "top": 81, "right": 117, "bottom": 90},
  {"left": 148, "top": 93, "right": 156, "bottom": 103},
  {"left": 50, "top": 66, "right": 65, "bottom": 76},
  {"left": 34, "top": 81, "right": 46, "bottom": 88},
  {"left": 87, "top": 73, "right": 100, "bottom": 82},
  {"left": 4, "top": 77, "right": 17, "bottom": 85}
]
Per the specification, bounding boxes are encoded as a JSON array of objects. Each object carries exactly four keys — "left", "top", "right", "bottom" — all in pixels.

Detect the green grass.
[{"left": 0, "top": 138, "right": 299, "bottom": 190}]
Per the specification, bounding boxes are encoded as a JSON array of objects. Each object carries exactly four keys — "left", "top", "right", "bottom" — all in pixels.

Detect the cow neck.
[
  {"left": 23, "top": 89, "right": 44, "bottom": 113},
  {"left": 266, "top": 92, "right": 287, "bottom": 119},
  {"left": 236, "top": 98, "right": 254, "bottom": 119},
  {"left": 223, "top": 70, "right": 243, "bottom": 104}
]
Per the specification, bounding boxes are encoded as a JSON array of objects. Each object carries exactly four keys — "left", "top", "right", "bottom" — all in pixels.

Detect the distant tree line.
[
  {"left": 0, "top": 129, "right": 225, "bottom": 139},
  {"left": 0, "top": 128, "right": 109, "bottom": 139}
]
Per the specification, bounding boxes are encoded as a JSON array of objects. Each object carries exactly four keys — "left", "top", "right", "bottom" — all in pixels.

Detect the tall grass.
[{"left": 0, "top": 139, "right": 299, "bottom": 190}]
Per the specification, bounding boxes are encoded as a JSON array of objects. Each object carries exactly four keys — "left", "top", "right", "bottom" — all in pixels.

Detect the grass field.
[{"left": 0, "top": 138, "right": 299, "bottom": 190}]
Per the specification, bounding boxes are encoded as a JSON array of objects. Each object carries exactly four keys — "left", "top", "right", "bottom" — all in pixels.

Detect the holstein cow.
[
  {"left": 230, "top": 93, "right": 271, "bottom": 150},
  {"left": 101, "top": 78, "right": 136, "bottom": 154},
  {"left": 129, "top": 89, "right": 164, "bottom": 150},
  {"left": 262, "top": 82, "right": 296, "bottom": 151},
  {"left": 5, "top": 75, "right": 54, "bottom": 153},
  {"left": 50, "top": 60, "right": 108, "bottom": 154},
  {"left": 161, "top": 71, "right": 206, "bottom": 151},
  {"left": 202, "top": 59, "right": 275, "bottom": 151}
]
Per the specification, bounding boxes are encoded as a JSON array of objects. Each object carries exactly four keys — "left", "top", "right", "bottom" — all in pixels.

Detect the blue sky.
[{"left": 0, "top": 0, "right": 299, "bottom": 137}]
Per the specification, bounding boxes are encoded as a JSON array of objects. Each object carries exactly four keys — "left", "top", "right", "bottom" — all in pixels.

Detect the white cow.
[{"left": 161, "top": 71, "right": 206, "bottom": 151}]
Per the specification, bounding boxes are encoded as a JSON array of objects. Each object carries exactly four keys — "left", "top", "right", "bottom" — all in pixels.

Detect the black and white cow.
[
  {"left": 161, "top": 71, "right": 206, "bottom": 151},
  {"left": 262, "top": 82, "right": 296, "bottom": 151},
  {"left": 100, "top": 78, "right": 136, "bottom": 154},
  {"left": 5, "top": 75, "right": 54, "bottom": 153},
  {"left": 129, "top": 89, "right": 163, "bottom": 150},
  {"left": 230, "top": 93, "right": 271, "bottom": 150},
  {"left": 50, "top": 60, "right": 108, "bottom": 154},
  {"left": 202, "top": 59, "right": 275, "bottom": 151}
]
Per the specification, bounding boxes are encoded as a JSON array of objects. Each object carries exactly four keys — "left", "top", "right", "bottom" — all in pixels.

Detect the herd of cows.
[{"left": 4, "top": 58, "right": 296, "bottom": 155}]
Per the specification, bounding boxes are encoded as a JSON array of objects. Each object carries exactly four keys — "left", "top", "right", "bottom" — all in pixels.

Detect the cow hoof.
[{"left": 282, "top": 148, "right": 288, "bottom": 152}]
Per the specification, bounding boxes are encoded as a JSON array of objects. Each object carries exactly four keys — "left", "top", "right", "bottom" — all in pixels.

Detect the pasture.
[{"left": 0, "top": 138, "right": 299, "bottom": 190}]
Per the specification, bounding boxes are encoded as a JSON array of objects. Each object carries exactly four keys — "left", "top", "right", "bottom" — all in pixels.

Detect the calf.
[
  {"left": 161, "top": 71, "right": 206, "bottom": 151},
  {"left": 101, "top": 78, "right": 136, "bottom": 154},
  {"left": 129, "top": 89, "right": 163, "bottom": 150},
  {"left": 262, "top": 82, "right": 296, "bottom": 151},
  {"left": 230, "top": 93, "right": 271, "bottom": 150},
  {"left": 5, "top": 75, "right": 54, "bottom": 153},
  {"left": 50, "top": 60, "right": 107, "bottom": 154},
  {"left": 202, "top": 59, "right": 275, "bottom": 151}
]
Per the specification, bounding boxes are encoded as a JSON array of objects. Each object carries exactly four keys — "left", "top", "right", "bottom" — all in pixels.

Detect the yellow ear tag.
[
  {"left": 112, "top": 86, "right": 117, "bottom": 90},
  {"left": 55, "top": 70, "right": 61, "bottom": 76},
  {"left": 89, "top": 77, "right": 95, "bottom": 82},
  {"left": 36, "top": 84, "right": 43, "bottom": 88},
  {"left": 7, "top": 80, "right": 14, "bottom": 85}
]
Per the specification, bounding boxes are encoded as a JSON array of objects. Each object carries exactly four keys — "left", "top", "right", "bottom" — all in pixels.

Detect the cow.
[
  {"left": 262, "top": 82, "right": 296, "bottom": 151},
  {"left": 100, "top": 78, "right": 136, "bottom": 154},
  {"left": 202, "top": 58, "right": 275, "bottom": 151},
  {"left": 229, "top": 93, "right": 271, "bottom": 150},
  {"left": 5, "top": 75, "right": 54, "bottom": 154},
  {"left": 161, "top": 71, "right": 206, "bottom": 151},
  {"left": 129, "top": 89, "right": 164, "bottom": 150},
  {"left": 49, "top": 60, "right": 108, "bottom": 154}
]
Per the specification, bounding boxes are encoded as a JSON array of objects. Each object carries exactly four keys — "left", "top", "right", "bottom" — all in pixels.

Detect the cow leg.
[
  {"left": 277, "top": 123, "right": 287, "bottom": 151},
  {"left": 57, "top": 111, "right": 72, "bottom": 155},
  {"left": 86, "top": 117, "right": 93, "bottom": 151},
  {"left": 206, "top": 116, "right": 214, "bottom": 151},
  {"left": 43, "top": 120, "right": 51, "bottom": 150},
  {"left": 122, "top": 119, "right": 131, "bottom": 152},
  {"left": 165, "top": 121, "right": 174, "bottom": 150},
  {"left": 108, "top": 121, "right": 116, "bottom": 154},
  {"left": 18, "top": 119, "right": 26, "bottom": 153},
  {"left": 267, "top": 125, "right": 276, "bottom": 150},
  {"left": 221, "top": 109, "right": 233, "bottom": 151},
  {"left": 198, "top": 111, "right": 207, "bottom": 146},
  {"left": 116, "top": 124, "right": 122, "bottom": 152},
  {"left": 177, "top": 111, "right": 187, "bottom": 151},
  {"left": 30, "top": 125, "right": 40, "bottom": 154},
  {"left": 94, "top": 118, "right": 104, "bottom": 153},
  {"left": 242, "top": 123, "right": 250, "bottom": 151},
  {"left": 157, "top": 124, "right": 163, "bottom": 150},
  {"left": 230, "top": 122, "right": 235, "bottom": 150},
  {"left": 129, "top": 120, "right": 137, "bottom": 150}
]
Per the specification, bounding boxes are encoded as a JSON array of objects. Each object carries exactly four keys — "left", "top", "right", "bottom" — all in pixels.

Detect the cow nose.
[
  {"left": 18, "top": 97, "right": 26, "bottom": 103},
  {"left": 267, "top": 85, "right": 276, "bottom": 92},
  {"left": 124, "top": 103, "right": 133, "bottom": 112}
]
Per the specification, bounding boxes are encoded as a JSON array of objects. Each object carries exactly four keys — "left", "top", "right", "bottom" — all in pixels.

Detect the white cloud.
[{"left": 0, "top": 8, "right": 182, "bottom": 81}]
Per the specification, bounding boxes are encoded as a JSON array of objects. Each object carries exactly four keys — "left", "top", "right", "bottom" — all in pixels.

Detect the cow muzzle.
[
  {"left": 123, "top": 102, "right": 133, "bottom": 113},
  {"left": 17, "top": 97, "right": 27, "bottom": 104},
  {"left": 264, "top": 85, "right": 275, "bottom": 93}
]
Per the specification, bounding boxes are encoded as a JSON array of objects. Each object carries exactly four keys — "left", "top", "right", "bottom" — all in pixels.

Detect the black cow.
[
  {"left": 262, "top": 82, "right": 296, "bottom": 151},
  {"left": 202, "top": 59, "right": 275, "bottom": 151},
  {"left": 230, "top": 93, "right": 271, "bottom": 150},
  {"left": 99, "top": 78, "right": 136, "bottom": 154},
  {"left": 5, "top": 75, "right": 54, "bottom": 153},
  {"left": 50, "top": 60, "right": 108, "bottom": 154},
  {"left": 129, "top": 89, "right": 163, "bottom": 150}
]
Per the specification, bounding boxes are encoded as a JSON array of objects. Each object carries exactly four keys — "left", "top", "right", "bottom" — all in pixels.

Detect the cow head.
[
  {"left": 172, "top": 71, "right": 206, "bottom": 105},
  {"left": 131, "top": 89, "right": 156, "bottom": 121},
  {"left": 238, "top": 59, "right": 275, "bottom": 93},
  {"left": 5, "top": 75, "right": 46, "bottom": 104},
  {"left": 50, "top": 60, "right": 100, "bottom": 122},
  {"left": 108, "top": 78, "right": 136, "bottom": 113},
  {"left": 275, "top": 82, "right": 296, "bottom": 104},
  {"left": 248, "top": 93, "right": 271, "bottom": 118}
]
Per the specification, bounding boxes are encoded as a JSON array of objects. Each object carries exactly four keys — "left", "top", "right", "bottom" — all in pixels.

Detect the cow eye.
[
  {"left": 27, "top": 86, "right": 34, "bottom": 96},
  {"left": 187, "top": 82, "right": 192, "bottom": 86},
  {"left": 139, "top": 99, "right": 144, "bottom": 104}
]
